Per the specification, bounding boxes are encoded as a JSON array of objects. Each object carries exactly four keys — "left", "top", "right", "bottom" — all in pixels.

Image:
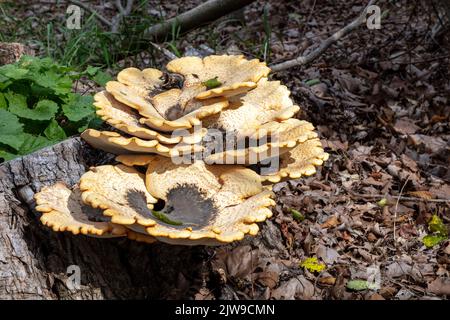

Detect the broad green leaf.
[
  {"left": 4, "top": 91, "right": 27, "bottom": 110},
  {"left": 0, "top": 64, "right": 29, "bottom": 80},
  {"left": 44, "top": 119, "right": 67, "bottom": 141},
  {"left": 85, "top": 65, "right": 100, "bottom": 76},
  {"left": 0, "top": 135, "right": 26, "bottom": 151},
  {"left": 9, "top": 99, "right": 58, "bottom": 121},
  {"left": 32, "top": 71, "right": 72, "bottom": 95},
  {"left": 0, "top": 109, "right": 25, "bottom": 150},
  {"left": 76, "top": 114, "right": 103, "bottom": 133},
  {"left": 300, "top": 257, "right": 326, "bottom": 273},
  {"left": 346, "top": 279, "right": 369, "bottom": 291},
  {"left": 93, "top": 71, "right": 112, "bottom": 86},
  {"left": 17, "top": 133, "right": 53, "bottom": 155},
  {"left": 0, "top": 149, "right": 17, "bottom": 162},
  {"left": 62, "top": 94, "right": 94, "bottom": 122},
  {"left": 0, "top": 93, "right": 6, "bottom": 110}
]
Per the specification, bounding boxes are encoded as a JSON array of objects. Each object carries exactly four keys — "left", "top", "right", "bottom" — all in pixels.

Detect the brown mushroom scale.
[{"left": 35, "top": 54, "right": 329, "bottom": 246}]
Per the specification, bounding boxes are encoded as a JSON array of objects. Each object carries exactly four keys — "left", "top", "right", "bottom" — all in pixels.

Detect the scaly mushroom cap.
[
  {"left": 106, "top": 67, "right": 230, "bottom": 132},
  {"left": 166, "top": 55, "right": 271, "bottom": 99},
  {"left": 259, "top": 138, "right": 330, "bottom": 183},
  {"left": 35, "top": 183, "right": 155, "bottom": 243},
  {"left": 80, "top": 164, "right": 158, "bottom": 227},
  {"left": 81, "top": 129, "right": 203, "bottom": 156},
  {"left": 203, "top": 118, "right": 319, "bottom": 165},
  {"left": 94, "top": 91, "right": 206, "bottom": 144},
  {"left": 115, "top": 155, "right": 275, "bottom": 245},
  {"left": 202, "top": 78, "right": 299, "bottom": 138}
]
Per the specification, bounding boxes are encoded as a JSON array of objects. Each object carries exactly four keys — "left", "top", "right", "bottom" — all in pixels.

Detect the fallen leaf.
[
  {"left": 408, "top": 190, "right": 433, "bottom": 200},
  {"left": 427, "top": 278, "right": 450, "bottom": 296},
  {"left": 319, "top": 276, "right": 336, "bottom": 285},
  {"left": 346, "top": 279, "right": 368, "bottom": 291},
  {"left": 271, "top": 276, "right": 314, "bottom": 300},
  {"left": 316, "top": 244, "right": 339, "bottom": 265},
  {"left": 321, "top": 215, "right": 339, "bottom": 229},
  {"left": 393, "top": 118, "right": 420, "bottom": 135},
  {"left": 408, "top": 134, "right": 448, "bottom": 154},
  {"left": 368, "top": 293, "right": 385, "bottom": 300}
]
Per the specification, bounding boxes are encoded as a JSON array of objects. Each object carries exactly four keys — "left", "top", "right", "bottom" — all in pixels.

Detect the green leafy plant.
[
  {"left": 0, "top": 56, "right": 102, "bottom": 162},
  {"left": 422, "top": 215, "right": 448, "bottom": 248}
]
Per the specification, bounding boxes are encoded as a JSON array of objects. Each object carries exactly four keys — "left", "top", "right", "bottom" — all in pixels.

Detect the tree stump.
[
  {"left": 0, "top": 137, "right": 213, "bottom": 299},
  {"left": 0, "top": 137, "right": 289, "bottom": 300}
]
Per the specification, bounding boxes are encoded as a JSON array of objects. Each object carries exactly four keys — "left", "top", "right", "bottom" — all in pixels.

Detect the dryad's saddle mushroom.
[{"left": 35, "top": 54, "right": 329, "bottom": 246}]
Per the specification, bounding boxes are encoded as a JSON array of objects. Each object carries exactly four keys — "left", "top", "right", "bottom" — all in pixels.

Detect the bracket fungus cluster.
[{"left": 35, "top": 55, "right": 329, "bottom": 246}]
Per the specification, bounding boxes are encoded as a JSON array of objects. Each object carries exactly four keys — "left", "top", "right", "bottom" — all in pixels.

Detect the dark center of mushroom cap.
[
  {"left": 125, "top": 186, "right": 217, "bottom": 230},
  {"left": 161, "top": 184, "right": 218, "bottom": 229}
]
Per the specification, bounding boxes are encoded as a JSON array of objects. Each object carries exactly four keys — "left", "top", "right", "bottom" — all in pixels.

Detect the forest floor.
[{"left": 1, "top": 0, "right": 449, "bottom": 299}]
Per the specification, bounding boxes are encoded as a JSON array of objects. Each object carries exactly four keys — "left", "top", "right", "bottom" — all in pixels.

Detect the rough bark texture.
[{"left": 0, "top": 137, "right": 285, "bottom": 300}]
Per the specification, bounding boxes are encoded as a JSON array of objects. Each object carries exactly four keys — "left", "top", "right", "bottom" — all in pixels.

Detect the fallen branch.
[
  {"left": 349, "top": 192, "right": 450, "bottom": 203},
  {"left": 150, "top": 42, "right": 178, "bottom": 60},
  {"left": 144, "top": 0, "right": 256, "bottom": 41},
  {"left": 270, "top": 0, "right": 378, "bottom": 72}
]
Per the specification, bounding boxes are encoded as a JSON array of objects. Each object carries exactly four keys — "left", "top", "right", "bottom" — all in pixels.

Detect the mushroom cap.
[
  {"left": 35, "top": 183, "right": 156, "bottom": 243},
  {"left": 80, "top": 164, "right": 158, "bottom": 227},
  {"left": 166, "top": 55, "right": 270, "bottom": 99},
  {"left": 259, "top": 138, "right": 330, "bottom": 183},
  {"left": 106, "top": 78, "right": 229, "bottom": 132},
  {"left": 146, "top": 189, "right": 274, "bottom": 246},
  {"left": 116, "top": 67, "right": 164, "bottom": 90},
  {"left": 202, "top": 78, "right": 299, "bottom": 139},
  {"left": 94, "top": 91, "right": 206, "bottom": 144},
  {"left": 138, "top": 93, "right": 229, "bottom": 132},
  {"left": 203, "top": 119, "right": 319, "bottom": 165},
  {"left": 81, "top": 129, "right": 204, "bottom": 157},
  {"left": 110, "top": 155, "right": 274, "bottom": 245},
  {"left": 143, "top": 156, "right": 274, "bottom": 245}
]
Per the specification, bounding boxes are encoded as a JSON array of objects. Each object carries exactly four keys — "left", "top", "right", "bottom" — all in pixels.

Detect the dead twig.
[
  {"left": 270, "top": 0, "right": 379, "bottom": 72},
  {"left": 150, "top": 42, "right": 178, "bottom": 60},
  {"left": 393, "top": 175, "right": 411, "bottom": 242},
  {"left": 348, "top": 191, "right": 450, "bottom": 203}
]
